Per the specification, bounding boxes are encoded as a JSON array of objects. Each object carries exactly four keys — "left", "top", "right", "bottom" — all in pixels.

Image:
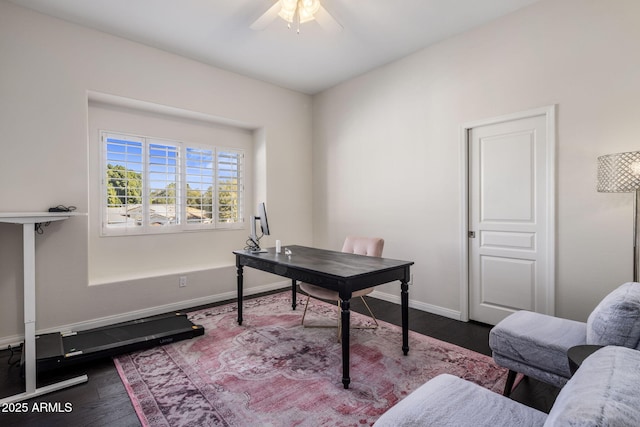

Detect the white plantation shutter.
[
  {"left": 148, "top": 141, "right": 179, "bottom": 227},
  {"left": 103, "top": 133, "right": 144, "bottom": 230},
  {"left": 216, "top": 150, "right": 244, "bottom": 226},
  {"left": 101, "top": 131, "right": 244, "bottom": 236},
  {"left": 185, "top": 147, "right": 214, "bottom": 226}
]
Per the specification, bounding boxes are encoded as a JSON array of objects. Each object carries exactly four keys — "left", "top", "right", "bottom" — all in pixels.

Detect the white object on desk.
[
  {"left": 0, "top": 212, "right": 88, "bottom": 404},
  {"left": 276, "top": 240, "right": 282, "bottom": 253}
]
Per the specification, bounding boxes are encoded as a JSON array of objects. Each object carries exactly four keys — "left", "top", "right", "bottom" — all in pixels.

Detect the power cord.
[
  {"left": 6, "top": 344, "right": 22, "bottom": 368},
  {"left": 35, "top": 222, "right": 51, "bottom": 234},
  {"left": 35, "top": 205, "right": 77, "bottom": 234},
  {"left": 48, "top": 205, "right": 77, "bottom": 213},
  {"left": 244, "top": 233, "right": 264, "bottom": 252}
]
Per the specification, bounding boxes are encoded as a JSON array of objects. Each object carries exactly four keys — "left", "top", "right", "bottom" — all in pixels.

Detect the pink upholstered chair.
[{"left": 300, "top": 236, "right": 384, "bottom": 338}]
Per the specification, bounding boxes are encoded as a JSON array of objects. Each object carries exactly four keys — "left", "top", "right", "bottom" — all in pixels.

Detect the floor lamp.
[{"left": 597, "top": 151, "right": 640, "bottom": 282}]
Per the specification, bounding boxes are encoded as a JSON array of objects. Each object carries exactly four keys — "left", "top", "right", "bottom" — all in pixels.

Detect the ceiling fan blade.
[
  {"left": 315, "top": 5, "right": 343, "bottom": 34},
  {"left": 250, "top": 2, "right": 281, "bottom": 31}
]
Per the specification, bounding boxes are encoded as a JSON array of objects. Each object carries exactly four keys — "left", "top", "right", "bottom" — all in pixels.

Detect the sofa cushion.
[
  {"left": 374, "top": 374, "right": 547, "bottom": 427},
  {"left": 586, "top": 282, "right": 640, "bottom": 349},
  {"left": 489, "top": 311, "right": 587, "bottom": 379},
  {"left": 544, "top": 346, "right": 640, "bottom": 427}
]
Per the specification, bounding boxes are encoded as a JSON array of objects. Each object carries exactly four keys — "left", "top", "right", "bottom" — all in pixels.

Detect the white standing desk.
[{"left": 0, "top": 212, "right": 88, "bottom": 404}]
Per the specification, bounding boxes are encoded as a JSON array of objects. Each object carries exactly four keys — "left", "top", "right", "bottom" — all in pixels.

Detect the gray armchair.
[{"left": 489, "top": 282, "right": 640, "bottom": 395}]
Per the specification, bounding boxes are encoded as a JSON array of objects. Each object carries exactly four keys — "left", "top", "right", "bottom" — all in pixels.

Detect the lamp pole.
[{"left": 635, "top": 189, "right": 639, "bottom": 282}]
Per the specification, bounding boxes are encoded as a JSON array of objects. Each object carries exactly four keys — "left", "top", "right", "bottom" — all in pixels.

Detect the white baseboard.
[
  {"left": 0, "top": 281, "right": 291, "bottom": 349},
  {"left": 369, "top": 290, "right": 462, "bottom": 321},
  {"left": 0, "top": 283, "right": 461, "bottom": 349}
]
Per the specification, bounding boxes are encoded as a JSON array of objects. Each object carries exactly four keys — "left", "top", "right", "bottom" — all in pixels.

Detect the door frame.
[{"left": 459, "top": 105, "right": 557, "bottom": 322}]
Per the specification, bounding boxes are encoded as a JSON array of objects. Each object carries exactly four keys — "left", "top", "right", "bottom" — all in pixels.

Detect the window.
[{"left": 101, "top": 131, "right": 243, "bottom": 235}]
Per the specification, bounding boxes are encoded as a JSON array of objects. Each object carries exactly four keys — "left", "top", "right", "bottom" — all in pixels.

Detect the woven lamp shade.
[{"left": 597, "top": 151, "right": 640, "bottom": 193}]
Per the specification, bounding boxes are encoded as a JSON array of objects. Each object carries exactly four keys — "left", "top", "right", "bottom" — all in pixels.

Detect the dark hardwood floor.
[{"left": 1, "top": 288, "right": 559, "bottom": 426}]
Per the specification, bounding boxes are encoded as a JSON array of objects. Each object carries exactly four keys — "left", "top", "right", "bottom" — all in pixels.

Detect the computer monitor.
[
  {"left": 258, "top": 202, "right": 270, "bottom": 236},
  {"left": 248, "top": 202, "right": 270, "bottom": 252}
]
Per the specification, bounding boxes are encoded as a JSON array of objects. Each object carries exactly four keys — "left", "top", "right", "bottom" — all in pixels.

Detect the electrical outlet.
[
  {"left": 409, "top": 273, "right": 414, "bottom": 285},
  {"left": 179, "top": 276, "right": 187, "bottom": 288}
]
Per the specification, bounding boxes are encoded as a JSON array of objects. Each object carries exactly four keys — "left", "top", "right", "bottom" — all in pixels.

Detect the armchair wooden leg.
[{"left": 503, "top": 370, "right": 517, "bottom": 397}]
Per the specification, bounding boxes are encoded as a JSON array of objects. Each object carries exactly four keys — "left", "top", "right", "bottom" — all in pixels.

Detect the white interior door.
[{"left": 468, "top": 111, "right": 554, "bottom": 325}]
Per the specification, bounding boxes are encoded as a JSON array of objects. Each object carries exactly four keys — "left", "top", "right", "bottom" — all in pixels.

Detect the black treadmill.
[{"left": 25, "top": 312, "right": 204, "bottom": 373}]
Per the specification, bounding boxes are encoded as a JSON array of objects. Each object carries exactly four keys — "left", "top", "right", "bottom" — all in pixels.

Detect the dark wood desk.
[{"left": 233, "top": 245, "right": 414, "bottom": 389}]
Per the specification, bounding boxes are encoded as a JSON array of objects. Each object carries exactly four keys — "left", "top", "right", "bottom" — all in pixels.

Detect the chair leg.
[
  {"left": 503, "top": 370, "right": 517, "bottom": 397},
  {"left": 302, "top": 293, "right": 375, "bottom": 343},
  {"left": 302, "top": 294, "right": 339, "bottom": 338},
  {"left": 301, "top": 294, "right": 311, "bottom": 325},
  {"left": 359, "top": 296, "right": 379, "bottom": 328}
]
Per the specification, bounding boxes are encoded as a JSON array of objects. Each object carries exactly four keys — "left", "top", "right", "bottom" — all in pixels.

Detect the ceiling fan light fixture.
[
  {"left": 278, "top": 0, "right": 321, "bottom": 24},
  {"left": 299, "top": 0, "right": 321, "bottom": 23},
  {"left": 278, "top": 0, "right": 297, "bottom": 23}
]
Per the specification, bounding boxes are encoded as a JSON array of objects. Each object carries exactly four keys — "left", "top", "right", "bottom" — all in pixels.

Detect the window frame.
[{"left": 100, "top": 130, "right": 244, "bottom": 236}]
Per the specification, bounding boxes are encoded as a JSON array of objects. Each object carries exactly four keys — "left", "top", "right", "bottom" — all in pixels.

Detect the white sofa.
[{"left": 374, "top": 345, "right": 640, "bottom": 427}]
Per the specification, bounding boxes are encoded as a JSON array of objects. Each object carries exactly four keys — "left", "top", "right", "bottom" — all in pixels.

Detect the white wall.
[
  {"left": 0, "top": 1, "right": 312, "bottom": 342},
  {"left": 312, "top": 0, "right": 640, "bottom": 321},
  {"left": 86, "top": 99, "right": 255, "bottom": 283},
  {"left": 2, "top": 0, "right": 638, "bottom": 346}
]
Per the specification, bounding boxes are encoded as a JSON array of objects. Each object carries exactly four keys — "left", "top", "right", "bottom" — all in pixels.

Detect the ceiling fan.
[{"left": 250, "top": 0, "right": 342, "bottom": 34}]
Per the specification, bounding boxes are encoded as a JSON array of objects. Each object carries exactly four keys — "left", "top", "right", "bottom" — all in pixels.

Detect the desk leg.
[
  {"left": 401, "top": 280, "right": 409, "bottom": 356},
  {"left": 236, "top": 265, "right": 244, "bottom": 325},
  {"left": 340, "top": 298, "right": 351, "bottom": 389},
  {"left": 0, "top": 223, "right": 88, "bottom": 405},
  {"left": 23, "top": 224, "right": 36, "bottom": 395},
  {"left": 291, "top": 279, "right": 297, "bottom": 310}
]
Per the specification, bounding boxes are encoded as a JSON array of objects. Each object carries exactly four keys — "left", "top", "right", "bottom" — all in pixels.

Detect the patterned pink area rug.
[{"left": 114, "top": 292, "right": 509, "bottom": 427}]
